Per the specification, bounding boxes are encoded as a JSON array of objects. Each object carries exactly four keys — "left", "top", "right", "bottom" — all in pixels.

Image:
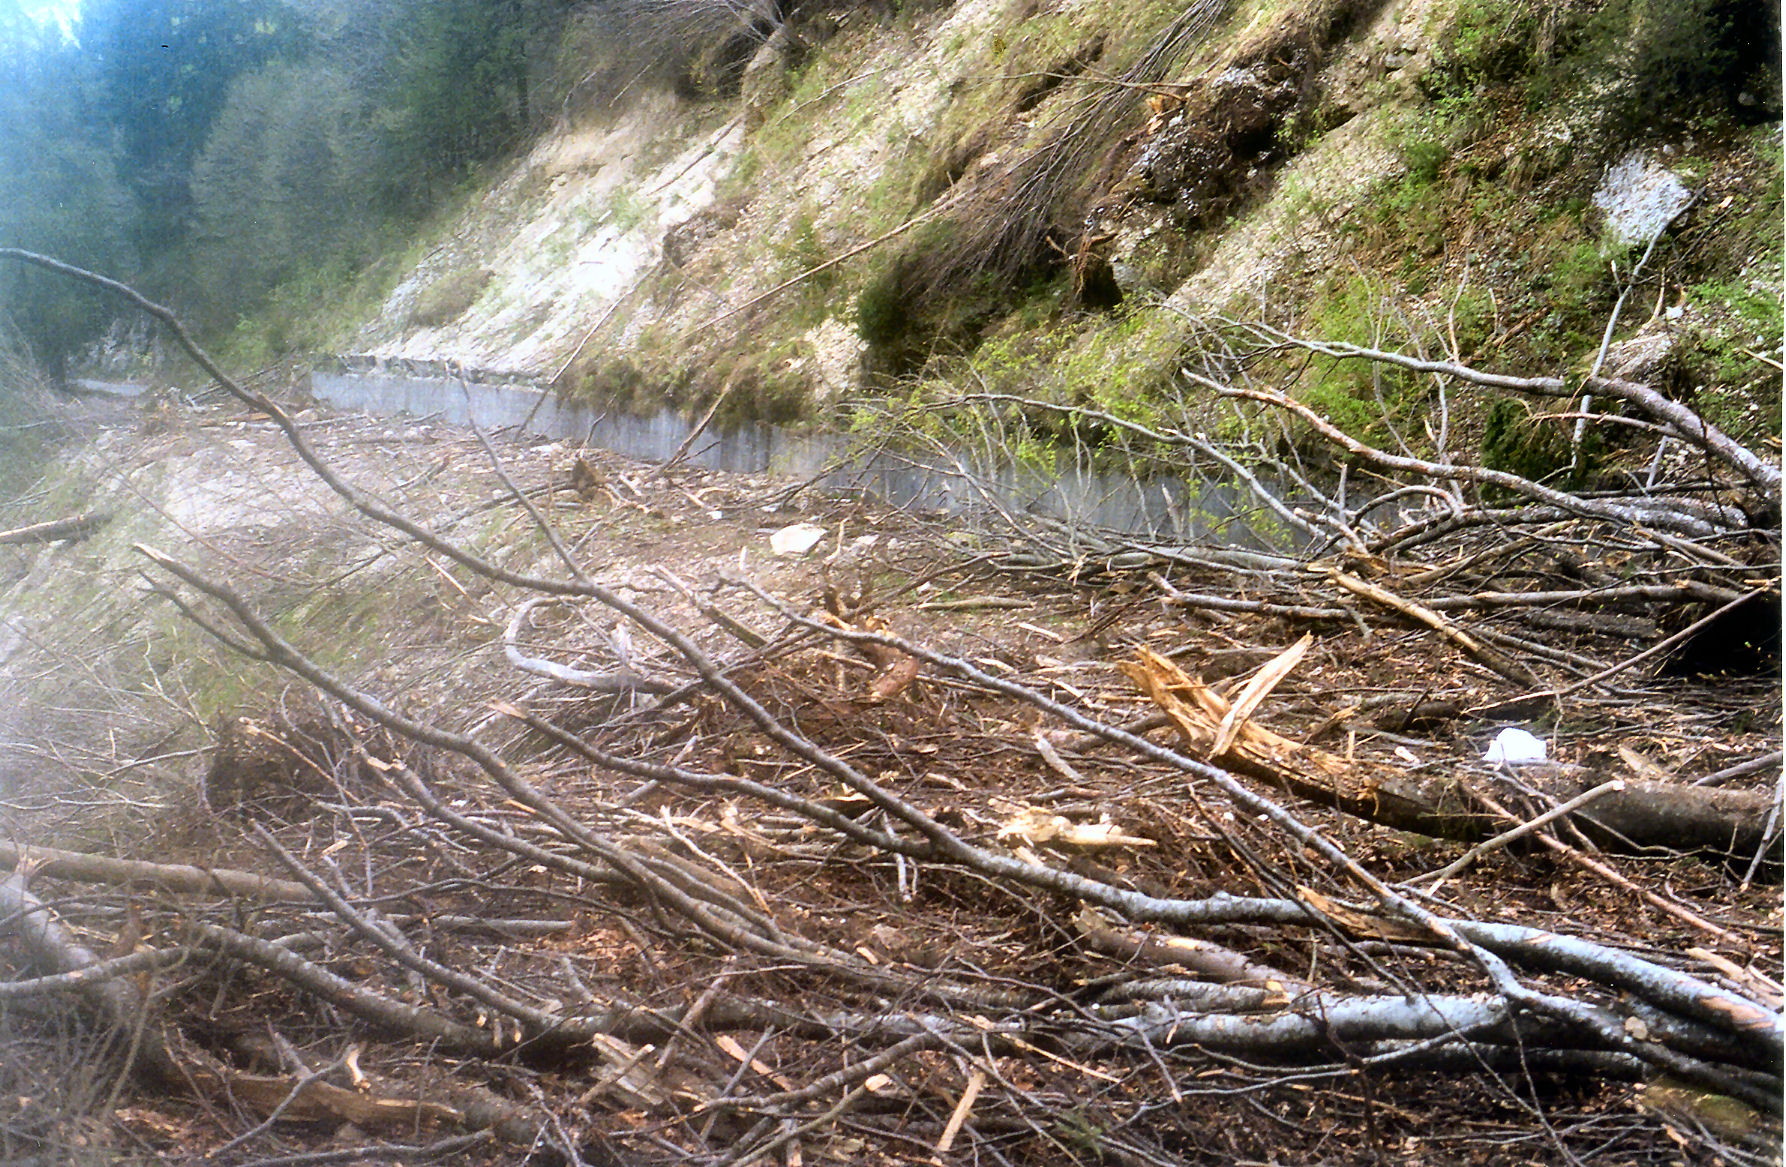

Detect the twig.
[
  {"left": 1573, "top": 220, "right": 1675, "bottom": 468},
  {"left": 0, "top": 947, "right": 188, "bottom": 997},
  {"left": 503, "top": 597, "right": 677, "bottom": 694},
  {"left": 730, "top": 583, "right": 1780, "bottom": 1064},
  {"left": 459, "top": 376, "right": 588, "bottom": 583},
  {"left": 934, "top": 1066, "right": 986, "bottom": 1156},
  {"left": 1695, "top": 750, "right": 1785, "bottom": 788},
  {"left": 1219, "top": 381, "right": 1743, "bottom": 537},
  {"left": 1325, "top": 569, "right": 1543, "bottom": 688},
  {"left": 1032, "top": 732, "right": 1086, "bottom": 784},
  {"left": 1229, "top": 318, "right": 1778, "bottom": 496},
  {"left": 711, "top": 1084, "right": 871, "bottom": 1167},
  {"left": 1742, "top": 774, "right": 1781, "bottom": 889},
  {"left": 218, "top": 1132, "right": 494, "bottom": 1167},
  {"left": 251, "top": 823, "right": 566, "bottom": 1044},
  {"left": 662, "top": 372, "right": 739, "bottom": 474}
]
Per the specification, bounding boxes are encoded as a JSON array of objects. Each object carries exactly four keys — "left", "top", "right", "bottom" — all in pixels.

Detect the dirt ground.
[{"left": 0, "top": 386, "right": 1778, "bottom": 1166}]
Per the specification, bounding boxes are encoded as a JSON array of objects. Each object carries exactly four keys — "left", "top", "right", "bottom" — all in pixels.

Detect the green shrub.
[
  {"left": 566, "top": 352, "right": 656, "bottom": 413},
  {"left": 407, "top": 267, "right": 494, "bottom": 329},
  {"left": 1403, "top": 138, "right": 1450, "bottom": 186},
  {"left": 854, "top": 267, "right": 911, "bottom": 354},
  {"left": 1441, "top": 0, "right": 1781, "bottom": 129},
  {"left": 855, "top": 220, "right": 991, "bottom": 374},
  {"left": 1480, "top": 396, "right": 1598, "bottom": 488}
]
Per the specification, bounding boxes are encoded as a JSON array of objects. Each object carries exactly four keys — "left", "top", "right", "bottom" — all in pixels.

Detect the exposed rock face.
[
  {"left": 741, "top": 27, "right": 801, "bottom": 130},
  {"left": 1594, "top": 152, "right": 1694, "bottom": 247},
  {"left": 320, "top": 0, "right": 1776, "bottom": 433},
  {"left": 1126, "top": 66, "right": 1305, "bottom": 227},
  {"left": 1602, "top": 328, "right": 1678, "bottom": 383},
  {"left": 81, "top": 315, "right": 160, "bottom": 378},
  {"left": 360, "top": 90, "right": 743, "bottom": 372},
  {"left": 798, "top": 318, "right": 865, "bottom": 404}
]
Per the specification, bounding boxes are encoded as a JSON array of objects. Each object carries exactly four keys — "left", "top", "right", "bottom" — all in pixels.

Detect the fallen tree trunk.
[
  {"left": 1567, "top": 779, "right": 1780, "bottom": 861},
  {"left": 0, "top": 859, "right": 179, "bottom": 1086},
  {"left": 1122, "top": 649, "right": 1778, "bottom": 869},
  {"left": 0, "top": 510, "right": 110, "bottom": 546},
  {"left": 0, "top": 840, "right": 317, "bottom": 903}
]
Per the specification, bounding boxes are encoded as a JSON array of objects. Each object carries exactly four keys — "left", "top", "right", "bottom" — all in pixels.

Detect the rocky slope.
[{"left": 324, "top": 0, "right": 1777, "bottom": 451}]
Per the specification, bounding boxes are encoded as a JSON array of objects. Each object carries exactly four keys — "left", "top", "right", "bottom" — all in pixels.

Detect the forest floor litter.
[{"left": 0, "top": 375, "right": 1778, "bottom": 1166}]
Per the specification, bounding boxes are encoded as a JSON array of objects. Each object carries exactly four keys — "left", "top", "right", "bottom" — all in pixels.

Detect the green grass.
[
  {"left": 408, "top": 266, "right": 494, "bottom": 328},
  {"left": 603, "top": 183, "right": 650, "bottom": 233},
  {"left": 1686, "top": 270, "right": 1785, "bottom": 440},
  {"left": 1287, "top": 273, "right": 1442, "bottom": 443}
]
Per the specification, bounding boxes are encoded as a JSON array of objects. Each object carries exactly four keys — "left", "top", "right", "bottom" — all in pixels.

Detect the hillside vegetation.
[{"left": 5, "top": 0, "right": 1776, "bottom": 448}]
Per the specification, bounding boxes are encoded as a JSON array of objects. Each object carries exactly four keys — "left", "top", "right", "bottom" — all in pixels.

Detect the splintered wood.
[
  {"left": 1120, "top": 646, "right": 1495, "bottom": 841},
  {"left": 1119, "top": 647, "right": 1774, "bottom": 861}
]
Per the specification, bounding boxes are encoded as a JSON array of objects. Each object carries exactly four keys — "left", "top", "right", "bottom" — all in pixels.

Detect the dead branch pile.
[{"left": 0, "top": 250, "right": 1780, "bottom": 1165}]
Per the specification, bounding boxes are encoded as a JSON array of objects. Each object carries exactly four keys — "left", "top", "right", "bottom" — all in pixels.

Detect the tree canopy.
[{"left": 0, "top": 0, "right": 572, "bottom": 370}]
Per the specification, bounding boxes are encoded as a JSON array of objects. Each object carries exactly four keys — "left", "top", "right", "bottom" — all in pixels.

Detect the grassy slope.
[
  {"left": 554, "top": 0, "right": 1780, "bottom": 470},
  {"left": 206, "top": 0, "right": 1779, "bottom": 466}
]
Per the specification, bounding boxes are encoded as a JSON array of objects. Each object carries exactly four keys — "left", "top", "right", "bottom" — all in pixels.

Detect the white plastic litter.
[
  {"left": 1482, "top": 727, "right": 1548, "bottom": 766},
  {"left": 768, "top": 522, "right": 827, "bottom": 557}
]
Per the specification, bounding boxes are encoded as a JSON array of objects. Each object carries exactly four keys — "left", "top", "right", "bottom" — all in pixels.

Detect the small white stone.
[
  {"left": 1482, "top": 728, "right": 1547, "bottom": 766},
  {"left": 1593, "top": 152, "right": 1693, "bottom": 247},
  {"left": 769, "top": 523, "right": 828, "bottom": 556}
]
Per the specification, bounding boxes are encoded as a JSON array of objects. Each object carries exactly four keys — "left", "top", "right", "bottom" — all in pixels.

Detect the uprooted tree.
[{"left": 0, "top": 248, "right": 1779, "bottom": 1164}]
